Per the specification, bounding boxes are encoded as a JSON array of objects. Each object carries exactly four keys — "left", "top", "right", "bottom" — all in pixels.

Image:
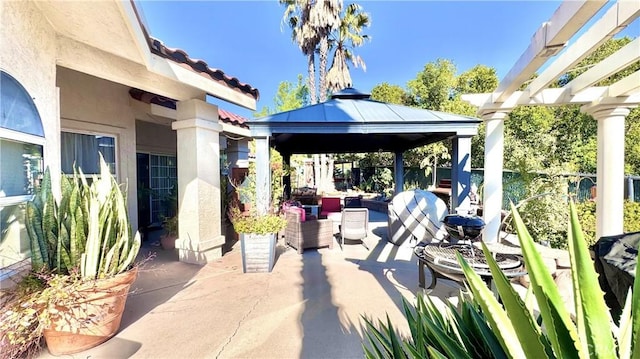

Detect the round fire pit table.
[{"left": 414, "top": 242, "right": 526, "bottom": 291}]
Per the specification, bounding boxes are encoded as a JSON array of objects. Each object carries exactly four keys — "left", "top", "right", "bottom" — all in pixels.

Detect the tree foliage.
[
  {"left": 370, "top": 82, "right": 407, "bottom": 105},
  {"left": 254, "top": 75, "right": 309, "bottom": 117},
  {"left": 407, "top": 58, "right": 457, "bottom": 111}
]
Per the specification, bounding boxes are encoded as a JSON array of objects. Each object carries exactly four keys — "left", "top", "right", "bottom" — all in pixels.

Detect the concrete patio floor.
[{"left": 40, "top": 210, "right": 463, "bottom": 359}]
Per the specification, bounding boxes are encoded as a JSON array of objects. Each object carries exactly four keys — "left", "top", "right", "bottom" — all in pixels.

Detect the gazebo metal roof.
[{"left": 248, "top": 88, "right": 481, "bottom": 154}]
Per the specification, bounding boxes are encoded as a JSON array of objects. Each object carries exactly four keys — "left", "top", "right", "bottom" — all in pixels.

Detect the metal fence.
[{"left": 398, "top": 167, "right": 640, "bottom": 208}]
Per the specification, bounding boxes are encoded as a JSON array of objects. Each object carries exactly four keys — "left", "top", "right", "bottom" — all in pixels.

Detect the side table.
[{"left": 301, "top": 204, "right": 319, "bottom": 217}]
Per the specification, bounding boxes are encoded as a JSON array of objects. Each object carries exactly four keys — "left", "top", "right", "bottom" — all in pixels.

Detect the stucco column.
[
  {"left": 255, "top": 136, "right": 271, "bottom": 214},
  {"left": 172, "top": 99, "right": 224, "bottom": 264},
  {"left": 394, "top": 151, "right": 404, "bottom": 196},
  {"left": 482, "top": 112, "right": 508, "bottom": 243},
  {"left": 583, "top": 105, "right": 630, "bottom": 240},
  {"left": 451, "top": 135, "right": 472, "bottom": 212},
  {"left": 227, "top": 138, "right": 250, "bottom": 169}
]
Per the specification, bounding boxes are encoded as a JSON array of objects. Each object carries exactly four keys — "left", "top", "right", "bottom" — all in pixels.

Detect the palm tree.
[
  {"left": 282, "top": 0, "right": 342, "bottom": 104},
  {"left": 310, "top": 0, "right": 342, "bottom": 102},
  {"left": 327, "top": 3, "right": 370, "bottom": 94},
  {"left": 281, "top": 0, "right": 320, "bottom": 104}
]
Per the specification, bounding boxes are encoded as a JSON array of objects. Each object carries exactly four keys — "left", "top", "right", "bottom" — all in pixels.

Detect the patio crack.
[{"left": 215, "top": 278, "right": 271, "bottom": 358}]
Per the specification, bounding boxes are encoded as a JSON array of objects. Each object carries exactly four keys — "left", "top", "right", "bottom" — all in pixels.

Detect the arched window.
[{"left": 0, "top": 71, "right": 45, "bottom": 275}]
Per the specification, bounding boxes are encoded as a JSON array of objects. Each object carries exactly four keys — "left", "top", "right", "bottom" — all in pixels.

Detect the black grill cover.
[
  {"left": 594, "top": 231, "right": 640, "bottom": 317},
  {"left": 443, "top": 215, "right": 485, "bottom": 242}
]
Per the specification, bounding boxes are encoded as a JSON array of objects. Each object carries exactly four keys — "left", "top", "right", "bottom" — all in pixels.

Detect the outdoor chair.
[
  {"left": 285, "top": 208, "right": 334, "bottom": 254},
  {"left": 319, "top": 197, "right": 342, "bottom": 218},
  {"left": 339, "top": 207, "right": 369, "bottom": 250},
  {"left": 343, "top": 195, "right": 363, "bottom": 208}
]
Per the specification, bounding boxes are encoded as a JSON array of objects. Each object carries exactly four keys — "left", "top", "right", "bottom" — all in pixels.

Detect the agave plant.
[{"left": 362, "top": 200, "right": 640, "bottom": 358}]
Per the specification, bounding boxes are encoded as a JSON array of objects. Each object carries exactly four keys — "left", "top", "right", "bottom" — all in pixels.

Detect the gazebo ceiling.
[{"left": 248, "top": 88, "right": 481, "bottom": 154}]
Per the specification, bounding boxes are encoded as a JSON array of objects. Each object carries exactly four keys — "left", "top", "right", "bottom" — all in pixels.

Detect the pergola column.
[
  {"left": 254, "top": 136, "right": 271, "bottom": 214},
  {"left": 172, "top": 99, "right": 224, "bottom": 264},
  {"left": 482, "top": 111, "right": 508, "bottom": 243},
  {"left": 583, "top": 105, "right": 631, "bottom": 240},
  {"left": 451, "top": 135, "right": 473, "bottom": 212},
  {"left": 394, "top": 151, "right": 404, "bottom": 196}
]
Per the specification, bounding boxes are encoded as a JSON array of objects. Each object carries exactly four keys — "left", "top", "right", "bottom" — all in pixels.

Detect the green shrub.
[
  {"left": 362, "top": 201, "right": 640, "bottom": 358},
  {"left": 576, "top": 200, "right": 640, "bottom": 247},
  {"left": 228, "top": 206, "right": 287, "bottom": 235},
  {"left": 512, "top": 175, "right": 569, "bottom": 248}
]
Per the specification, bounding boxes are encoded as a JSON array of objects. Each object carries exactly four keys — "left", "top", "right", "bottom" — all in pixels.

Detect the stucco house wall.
[
  {"left": 0, "top": 1, "right": 60, "bottom": 278},
  {"left": 1, "top": 0, "right": 258, "bottom": 276},
  {"left": 1, "top": 0, "right": 61, "bottom": 177},
  {"left": 57, "top": 67, "right": 139, "bottom": 231},
  {"left": 136, "top": 120, "right": 177, "bottom": 156}
]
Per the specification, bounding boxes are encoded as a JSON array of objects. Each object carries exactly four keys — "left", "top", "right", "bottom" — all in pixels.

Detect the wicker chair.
[{"left": 285, "top": 209, "right": 334, "bottom": 254}]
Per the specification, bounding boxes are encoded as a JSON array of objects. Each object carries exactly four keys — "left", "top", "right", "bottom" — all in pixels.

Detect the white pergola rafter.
[
  {"left": 493, "top": 1, "right": 607, "bottom": 103},
  {"left": 461, "top": 0, "right": 640, "bottom": 244},
  {"left": 528, "top": 1, "right": 640, "bottom": 97}
]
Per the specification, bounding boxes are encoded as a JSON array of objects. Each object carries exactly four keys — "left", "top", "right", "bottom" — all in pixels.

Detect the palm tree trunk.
[
  {"left": 313, "top": 154, "right": 320, "bottom": 190},
  {"left": 327, "top": 154, "right": 335, "bottom": 192},
  {"left": 318, "top": 36, "right": 329, "bottom": 102},
  {"left": 307, "top": 53, "right": 317, "bottom": 105}
]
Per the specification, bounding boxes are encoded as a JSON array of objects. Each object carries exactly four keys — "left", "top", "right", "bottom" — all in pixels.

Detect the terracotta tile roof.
[
  {"left": 147, "top": 37, "right": 259, "bottom": 101},
  {"left": 130, "top": 1, "right": 259, "bottom": 101},
  {"left": 129, "top": 88, "right": 249, "bottom": 129},
  {"left": 218, "top": 108, "right": 248, "bottom": 128}
]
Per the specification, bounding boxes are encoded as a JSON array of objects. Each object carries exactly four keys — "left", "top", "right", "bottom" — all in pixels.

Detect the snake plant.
[
  {"left": 363, "top": 200, "right": 640, "bottom": 358},
  {"left": 26, "top": 154, "right": 140, "bottom": 280}
]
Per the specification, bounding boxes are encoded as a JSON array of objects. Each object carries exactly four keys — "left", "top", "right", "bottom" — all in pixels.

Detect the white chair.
[{"left": 340, "top": 208, "right": 369, "bottom": 250}]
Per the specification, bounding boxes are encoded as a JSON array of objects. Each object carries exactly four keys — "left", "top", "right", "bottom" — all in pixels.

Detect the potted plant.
[
  {"left": 227, "top": 173, "right": 286, "bottom": 273},
  {"left": 160, "top": 184, "right": 179, "bottom": 250},
  {"left": 160, "top": 215, "right": 178, "bottom": 250},
  {"left": 228, "top": 204, "right": 287, "bottom": 273},
  {"left": 0, "top": 155, "right": 141, "bottom": 357}
]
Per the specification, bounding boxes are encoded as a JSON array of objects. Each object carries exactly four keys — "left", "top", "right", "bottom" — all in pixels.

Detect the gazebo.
[
  {"left": 248, "top": 88, "right": 482, "bottom": 215},
  {"left": 462, "top": 0, "right": 640, "bottom": 243}
]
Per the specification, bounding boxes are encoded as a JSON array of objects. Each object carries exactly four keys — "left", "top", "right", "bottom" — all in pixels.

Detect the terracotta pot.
[
  {"left": 43, "top": 268, "right": 138, "bottom": 355},
  {"left": 161, "top": 234, "right": 177, "bottom": 250}
]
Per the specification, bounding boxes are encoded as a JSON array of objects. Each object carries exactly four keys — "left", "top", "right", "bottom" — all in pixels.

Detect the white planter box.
[{"left": 240, "top": 233, "right": 276, "bottom": 273}]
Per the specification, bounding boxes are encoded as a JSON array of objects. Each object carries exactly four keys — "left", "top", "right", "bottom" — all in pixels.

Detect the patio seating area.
[{"left": 38, "top": 210, "right": 465, "bottom": 358}]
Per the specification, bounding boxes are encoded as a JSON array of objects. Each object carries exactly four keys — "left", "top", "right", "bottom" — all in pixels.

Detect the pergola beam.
[
  {"left": 569, "top": 37, "right": 640, "bottom": 95},
  {"left": 528, "top": 1, "right": 640, "bottom": 96},
  {"left": 463, "top": 82, "right": 640, "bottom": 114},
  {"left": 609, "top": 70, "right": 640, "bottom": 97},
  {"left": 494, "top": 0, "right": 607, "bottom": 102}
]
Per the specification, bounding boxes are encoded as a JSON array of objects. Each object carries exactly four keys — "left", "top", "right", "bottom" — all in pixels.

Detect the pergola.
[
  {"left": 248, "top": 88, "right": 481, "bottom": 214},
  {"left": 462, "top": 0, "right": 640, "bottom": 243}
]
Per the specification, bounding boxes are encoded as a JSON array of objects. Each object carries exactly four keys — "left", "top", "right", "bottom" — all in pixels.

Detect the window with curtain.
[
  {"left": 0, "top": 71, "right": 45, "bottom": 272},
  {"left": 61, "top": 132, "right": 116, "bottom": 175}
]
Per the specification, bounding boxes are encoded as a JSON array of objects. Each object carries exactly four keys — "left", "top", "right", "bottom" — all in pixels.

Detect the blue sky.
[{"left": 137, "top": 1, "right": 637, "bottom": 119}]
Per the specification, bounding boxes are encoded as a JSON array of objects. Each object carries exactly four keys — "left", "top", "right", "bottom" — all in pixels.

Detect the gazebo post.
[
  {"left": 282, "top": 152, "right": 291, "bottom": 200},
  {"left": 255, "top": 136, "right": 271, "bottom": 215},
  {"left": 450, "top": 135, "right": 472, "bottom": 213},
  {"left": 394, "top": 151, "right": 404, "bottom": 196}
]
